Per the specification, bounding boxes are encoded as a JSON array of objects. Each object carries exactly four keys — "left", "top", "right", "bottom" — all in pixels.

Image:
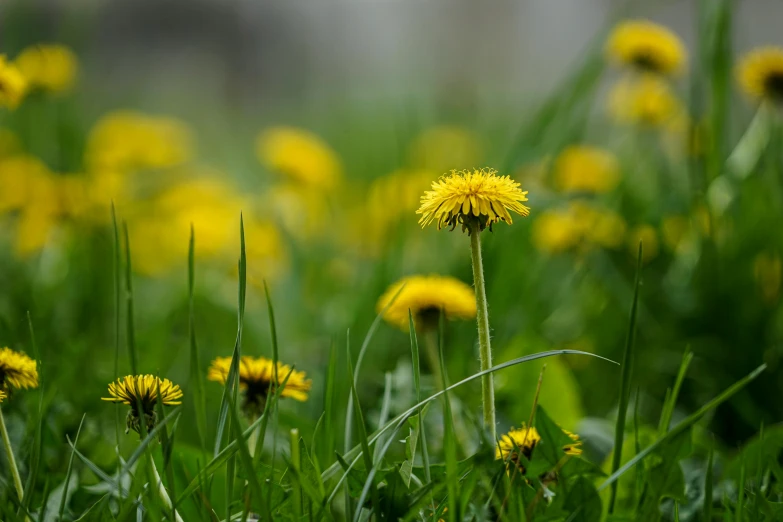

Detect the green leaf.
[
  {"left": 564, "top": 476, "right": 602, "bottom": 522},
  {"left": 534, "top": 406, "right": 575, "bottom": 467}
]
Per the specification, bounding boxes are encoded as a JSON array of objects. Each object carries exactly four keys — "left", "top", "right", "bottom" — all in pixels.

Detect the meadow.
[{"left": 1, "top": 1, "right": 783, "bottom": 521}]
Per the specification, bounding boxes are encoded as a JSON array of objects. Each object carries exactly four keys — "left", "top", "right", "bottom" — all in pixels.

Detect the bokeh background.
[{"left": 2, "top": 0, "right": 783, "bottom": 486}]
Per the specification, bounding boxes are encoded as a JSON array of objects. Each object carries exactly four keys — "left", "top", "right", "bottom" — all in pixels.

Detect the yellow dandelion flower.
[
  {"left": 85, "top": 111, "right": 193, "bottom": 172},
  {"left": 606, "top": 20, "right": 686, "bottom": 76},
  {"left": 0, "top": 55, "right": 27, "bottom": 109},
  {"left": 256, "top": 127, "right": 342, "bottom": 190},
  {"left": 377, "top": 275, "right": 476, "bottom": 331},
  {"left": 0, "top": 347, "right": 39, "bottom": 393},
  {"left": 409, "top": 126, "right": 483, "bottom": 173},
  {"left": 754, "top": 252, "right": 782, "bottom": 305},
  {"left": 208, "top": 356, "right": 311, "bottom": 416},
  {"left": 497, "top": 424, "right": 583, "bottom": 473},
  {"left": 0, "top": 389, "right": 6, "bottom": 403},
  {"left": 553, "top": 145, "right": 620, "bottom": 194},
  {"left": 609, "top": 74, "right": 684, "bottom": 127},
  {"left": 737, "top": 46, "right": 783, "bottom": 104},
  {"left": 531, "top": 210, "right": 582, "bottom": 254},
  {"left": 417, "top": 168, "right": 530, "bottom": 233},
  {"left": 14, "top": 43, "right": 78, "bottom": 93},
  {"left": 102, "top": 375, "right": 183, "bottom": 434},
  {"left": 627, "top": 224, "right": 659, "bottom": 263},
  {"left": 496, "top": 425, "right": 542, "bottom": 473}
]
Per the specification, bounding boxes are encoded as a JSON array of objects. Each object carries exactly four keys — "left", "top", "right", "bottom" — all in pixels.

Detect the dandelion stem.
[
  {"left": 0, "top": 407, "right": 25, "bottom": 502},
  {"left": 468, "top": 221, "right": 496, "bottom": 441},
  {"left": 148, "top": 452, "right": 184, "bottom": 522}
]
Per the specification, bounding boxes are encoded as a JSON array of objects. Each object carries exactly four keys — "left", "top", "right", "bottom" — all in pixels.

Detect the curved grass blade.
[
  {"left": 324, "top": 349, "right": 617, "bottom": 499},
  {"left": 58, "top": 414, "right": 86, "bottom": 520}
]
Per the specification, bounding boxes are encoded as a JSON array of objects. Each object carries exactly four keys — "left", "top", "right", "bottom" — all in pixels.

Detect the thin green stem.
[
  {"left": 468, "top": 222, "right": 496, "bottom": 441},
  {"left": 0, "top": 407, "right": 25, "bottom": 502},
  {"left": 148, "top": 452, "right": 184, "bottom": 522}
]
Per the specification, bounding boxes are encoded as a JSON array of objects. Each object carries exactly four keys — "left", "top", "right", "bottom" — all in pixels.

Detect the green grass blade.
[
  {"left": 122, "top": 221, "right": 138, "bottom": 375},
  {"left": 408, "top": 311, "right": 431, "bottom": 485},
  {"left": 225, "top": 392, "right": 264, "bottom": 518},
  {"left": 704, "top": 442, "right": 714, "bottom": 522},
  {"left": 214, "top": 215, "right": 247, "bottom": 454},
  {"left": 439, "top": 311, "right": 458, "bottom": 522},
  {"left": 347, "top": 335, "right": 381, "bottom": 522},
  {"left": 597, "top": 364, "right": 766, "bottom": 494},
  {"left": 175, "top": 369, "right": 294, "bottom": 506},
  {"left": 188, "top": 225, "right": 208, "bottom": 456},
  {"left": 609, "top": 241, "right": 643, "bottom": 513},
  {"left": 323, "top": 340, "right": 339, "bottom": 463},
  {"left": 111, "top": 204, "right": 122, "bottom": 459},
  {"left": 22, "top": 312, "right": 42, "bottom": 512},
  {"left": 659, "top": 349, "right": 693, "bottom": 435},
  {"left": 58, "top": 414, "right": 86, "bottom": 520},
  {"left": 344, "top": 284, "right": 406, "bottom": 454}
]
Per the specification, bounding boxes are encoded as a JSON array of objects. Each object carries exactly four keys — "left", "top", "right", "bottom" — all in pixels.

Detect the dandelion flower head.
[
  {"left": 377, "top": 275, "right": 476, "bottom": 331},
  {"left": 15, "top": 43, "right": 78, "bottom": 93},
  {"left": 0, "top": 347, "right": 39, "bottom": 393},
  {"left": 606, "top": 20, "right": 686, "bottom": 76},
  {"left": 417, "top": 168, "right": 530, "bottom": 233},
  {"left": 102, "top": 375, "right": 183, "bottom": 434},
  {"left": 497, "top": 424, "right": 582, "bottom": 473},
  {"left": 256, "top": 127, "right": 342, "bottom": 191},
  {"left": 208, "top": 356, "right": 311, "bottom": 416},
  {"left": 0, "top": 55, "right": 27, "bottom": 109},
  {"left": 0, "top": 389, "right": 6, "bottom": 403},
  {"left": 737, "top": 46, "right": 783, "bottom": 104}
]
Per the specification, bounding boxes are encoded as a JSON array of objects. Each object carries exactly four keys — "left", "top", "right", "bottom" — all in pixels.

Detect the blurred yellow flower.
[
  {"left": 0, "top": 347, "right": 39, "bottom": 393},
  {"left": 0, "top": 389, "right": 5, "bottom": 403},
  {"left": 102, "top": 375, "right": 183, "bottom": 434},
  {"left": 256, "top": 127, "right": 342, "bottom": 190},
  {"left": 409, "top": 126, "right": 482, "bottom": 173},
  {"left": 608, "top": 75, "right": 683, "bottom": 127},
  {"left": 754, "top": 252, "right": 782, "bottom": 304},
  {"left": 570, "top": 202, "right": 626, "bottom": 249},
  {"left": 532, "top": 203, "right": 626, "bottom": 254},
  {"left": 208, "top": 356, "right": 311, "bottom": 416},
  {"left": 417, "top": 168, "right": 530, "bottom": 233},
  {"left": 377, "top": 274, "right": 476, "bottom": 331},
  {"left": 627, "top": 224, "right": 659, "bottom": 263},
  {"left": 531, "top": 210, "right": 582, "bottom": 254},
  {"left": 553, "top": 145, "right": 620, "bottom": 194},
  {"left": 562, "top": 428, "right": 583, "bottom": 456},
  {"left": 85, "top": 111, "right": 193, "bottom": 171},
  {"left": 737, "top": 46, "right": 783, "bottom": 104},
  {"left": 128, "top": 177, "right": 286, "bottom": 277},
  {"left": 0, "top": 55, "right": 27, "bottom": 109},
  {"left": 264, "top": 182, "right": 331, "bottom": 240},
  {"left": 14, "top": 44, "right": 78, "bottom": 93},
  {"left": 606, "top": 20, "right": 686, "bottom": 76}
]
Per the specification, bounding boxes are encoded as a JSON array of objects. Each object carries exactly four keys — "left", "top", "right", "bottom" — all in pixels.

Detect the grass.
[{"left": 1, "top": 0, "right": 783, "bottom": 520}]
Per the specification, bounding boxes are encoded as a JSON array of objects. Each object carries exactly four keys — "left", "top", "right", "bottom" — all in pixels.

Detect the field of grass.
[{"left": 1, "top": 1, "right": 783, "bottom": 521}]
